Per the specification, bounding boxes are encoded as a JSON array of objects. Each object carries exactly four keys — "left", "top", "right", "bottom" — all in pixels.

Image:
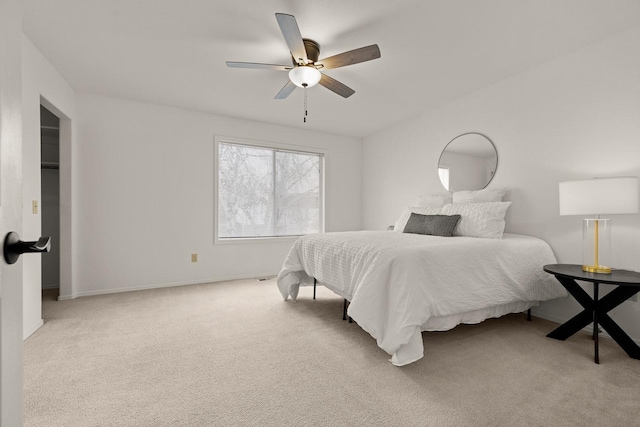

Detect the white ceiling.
[{"left": 23, "top": 0, "right": 640, "bottom": 138}]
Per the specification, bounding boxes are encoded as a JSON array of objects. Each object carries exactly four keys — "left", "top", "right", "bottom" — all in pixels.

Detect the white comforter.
[{"left": 277, "top": 231, "right": 566, "bottom": 366}]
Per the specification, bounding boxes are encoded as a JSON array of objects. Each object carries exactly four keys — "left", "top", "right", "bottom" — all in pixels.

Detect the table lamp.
[{"left": 559, "top": 176, "right": 639, "bottom": 274}]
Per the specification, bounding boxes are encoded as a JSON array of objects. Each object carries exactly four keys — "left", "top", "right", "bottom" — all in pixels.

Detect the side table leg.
[{"left": 594, "top": 282, "right": 599, "bottom": 364}]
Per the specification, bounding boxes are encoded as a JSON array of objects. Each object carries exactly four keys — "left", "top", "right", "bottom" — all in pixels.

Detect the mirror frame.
[{"left": 437, "top": 132, "right": 498, "bottom": 192}]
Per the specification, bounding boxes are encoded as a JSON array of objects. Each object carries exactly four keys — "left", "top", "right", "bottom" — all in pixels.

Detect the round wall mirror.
[{"left": 437, "top": 133, "right": 497, "bottom": 191}]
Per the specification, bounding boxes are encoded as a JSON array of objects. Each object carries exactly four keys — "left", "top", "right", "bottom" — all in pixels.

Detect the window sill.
[{"left": 214, "top": 236, "right": 302, "bottom": 245}]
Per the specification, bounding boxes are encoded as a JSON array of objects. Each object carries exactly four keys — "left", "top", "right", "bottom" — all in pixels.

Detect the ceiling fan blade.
[
  {"left": 275, "top": 80, "right": 297, "bottom": 99},
  {"left": 226, "top": 61, "right": 291, "bottom": 71},
  {"left": 275, "top": 13, "right": 308, "bottom": 65},
  {"left": 317, "top": 44, "right": 381, "bottom": 70},
  {"left": 318, "top": 74, "right": 355, "bottom": 98}
]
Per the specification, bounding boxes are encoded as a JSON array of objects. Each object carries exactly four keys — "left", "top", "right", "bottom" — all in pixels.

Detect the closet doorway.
[{"left": 40, "top": 105, "right": 60, "bottom": 300}]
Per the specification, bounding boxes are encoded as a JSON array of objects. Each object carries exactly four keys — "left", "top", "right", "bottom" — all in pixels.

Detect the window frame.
[{"left": 214, "top": 135, "right": 325, "bottom": 244}]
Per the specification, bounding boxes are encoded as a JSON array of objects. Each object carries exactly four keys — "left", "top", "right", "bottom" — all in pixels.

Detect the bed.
[{"left": 276, "top": 230, "right": 567, "bottom": 366}]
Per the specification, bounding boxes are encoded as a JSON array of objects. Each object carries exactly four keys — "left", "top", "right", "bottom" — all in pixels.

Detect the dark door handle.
[
  {"left": 3, "top": 232, "right": 51, "bottom": 264},
  {"left": 30, "top": 237, "right": 51, "bottom": 251}
]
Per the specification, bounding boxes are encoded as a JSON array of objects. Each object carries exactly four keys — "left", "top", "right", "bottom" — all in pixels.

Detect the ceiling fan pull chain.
[{"left": 303, "top": 84, "right": 308, "bottom": 123}]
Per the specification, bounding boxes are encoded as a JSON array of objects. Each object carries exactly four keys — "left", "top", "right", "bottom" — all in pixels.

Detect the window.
[{"left": 216, "top": 139, "right": 323, "bottom": 241}]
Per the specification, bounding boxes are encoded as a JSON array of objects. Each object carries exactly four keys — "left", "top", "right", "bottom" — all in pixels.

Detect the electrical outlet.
[
  {"left": 32, "top": 200, "right": 38, "bottom": 214},
  {"left": 191, "top": 253, "right": 198, "bottom": 263}
]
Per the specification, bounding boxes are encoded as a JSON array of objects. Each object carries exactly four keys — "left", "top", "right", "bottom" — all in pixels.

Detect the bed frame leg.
[
  {"left": 313, "top": 278, "right": 316, "bottom": 300},
  {"left": 343, "top": 299, "right": 353, "bottom": 323},
  {"left": 527, "top": 308, "right": 532, "bottom": 321}
]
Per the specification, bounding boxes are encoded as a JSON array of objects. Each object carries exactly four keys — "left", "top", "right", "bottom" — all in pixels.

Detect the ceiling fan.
[{"left": 226, "top": 13, "right": 381, "bottom": 100}]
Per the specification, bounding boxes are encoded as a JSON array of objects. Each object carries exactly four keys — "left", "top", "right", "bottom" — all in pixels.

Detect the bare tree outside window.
[{"left": 218, "top": 141, "right": 322, "bottom": 239}]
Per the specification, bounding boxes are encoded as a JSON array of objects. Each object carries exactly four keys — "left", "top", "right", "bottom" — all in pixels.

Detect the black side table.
[{"left": 543, "top": 264, "right": 640, "bottom": 364}]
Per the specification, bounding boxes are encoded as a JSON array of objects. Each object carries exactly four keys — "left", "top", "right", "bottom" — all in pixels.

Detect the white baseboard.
[
  {"left": 57, "top": 272, "right": 278, "bottom": 300},
  {"left": 532, "top": 308, "right": 640, "bottom": 346},
  {"left": 23, "top": 319, "right": 44, "bottom": 340}
]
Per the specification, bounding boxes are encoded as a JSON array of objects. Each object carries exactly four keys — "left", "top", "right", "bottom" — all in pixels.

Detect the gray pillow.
[{"left": 402, "top": 213, "right": 461, "bottom": 237}]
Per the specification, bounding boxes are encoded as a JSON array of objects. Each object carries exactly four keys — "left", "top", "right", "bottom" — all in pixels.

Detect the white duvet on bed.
[{"left": 276, "top": 231, "right": 567, "bottom": 366}]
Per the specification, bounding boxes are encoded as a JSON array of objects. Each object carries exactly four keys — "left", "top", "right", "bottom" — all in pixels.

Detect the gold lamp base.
[
  {"left": 582, "top": 265, "right": 612, "bottom": 274},
  {"left": 581, "top": 218, "right": 612, "bottom": 275}
]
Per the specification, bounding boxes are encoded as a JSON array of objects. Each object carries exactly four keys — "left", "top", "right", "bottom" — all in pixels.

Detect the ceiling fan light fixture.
[{"left": 288, "top": 66, "right": 321, "bottom": 88}]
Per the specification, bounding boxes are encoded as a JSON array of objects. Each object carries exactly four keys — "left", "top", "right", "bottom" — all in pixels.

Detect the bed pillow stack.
[
  {"left": 395, "top": 188, "right": 510, "bottom": 239},
  {"left": 441, "top": 201, "right": 511, "bottom": 239}
]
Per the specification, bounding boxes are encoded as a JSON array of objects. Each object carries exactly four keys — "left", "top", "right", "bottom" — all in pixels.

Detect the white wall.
[
  {"left": 363, "top": 26, "right": 640, "bottom": 340},
  {"left": 72, "top": 93, "right": 362, "bottom": 297},
  {"left": 21, "top": 35, "right": 76, "bottom": 339}
]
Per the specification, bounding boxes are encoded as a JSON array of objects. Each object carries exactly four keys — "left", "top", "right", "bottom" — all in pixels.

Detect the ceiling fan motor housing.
[{"left": 301, "top": 39, "right": 320, "bottom": 64}]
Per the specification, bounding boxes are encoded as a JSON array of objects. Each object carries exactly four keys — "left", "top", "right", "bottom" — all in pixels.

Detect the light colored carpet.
[{"left": 25, "top": 278, "right": 640, "bottom": 426}]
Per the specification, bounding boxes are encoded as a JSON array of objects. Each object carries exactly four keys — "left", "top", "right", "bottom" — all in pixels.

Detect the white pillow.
[
  {"left": 452, "top": 188, "right": 507, "bottom": 204},
  {"left": 440, "top": 201, "right": 511, "bottom": 239},
  {"left": 393, "top": 206, "right": 442, "bottom": 232},
  {"left": 414, "top": 193, "right": 453, "bottom": 208}
]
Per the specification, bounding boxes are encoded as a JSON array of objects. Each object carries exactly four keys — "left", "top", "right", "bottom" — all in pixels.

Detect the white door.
[{"left": 0, "top": 0, "right": 25, "bottom": 425}]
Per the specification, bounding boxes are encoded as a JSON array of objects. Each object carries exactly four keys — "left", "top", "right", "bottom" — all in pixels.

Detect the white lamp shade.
[
  {"left": 559, "top": 176, "right": 640, "bottom": 216},
  {"left": 288, "top": 66, "right": 321, "bottom": 88}
]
